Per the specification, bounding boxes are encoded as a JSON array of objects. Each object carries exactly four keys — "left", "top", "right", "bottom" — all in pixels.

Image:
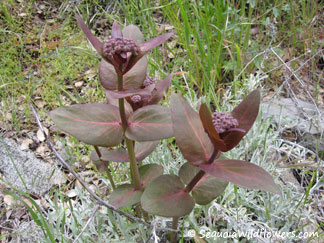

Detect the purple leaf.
[
  {"left": 126, "top": 105, "right": 173, "bottom": 141},
  {"left": 90, "top": 141, "right": 159, "bottom": 162},
  {"left": 106, "top": 87, "right": 152, "bottom": 99},
  {"left": 135, "top": 141, "right": 159, "bottom": 161},
  {"left": 108, "top": 164, "right": 163, "bottom": 208},
  {"left": 221, "top": 130, "right": 246, "bottom": 151},
  {"left": 170, "top": 94, "right": 214, "bottom": 166},
  {"left": 109, "top": 184, "right": 142, "bottom": 208},
  {"left": 199, "top": 103, "right": 228, "bottom": 151},
  {"left": 139, "top": 164, "right": 164, "bottom": 187},
  {"left": 141, "top": 174, "right": 195, "bottom": 217},
  {"left": 111, "top": 20, "right": 123, "bottom": 38},
  {"left": 231, "top": 89, "right": 260, "bottom": 134},
  {"left": 122, "top": 24, "right": 145, "bottom": 44},
  {"left": 105, "top": 90, "right": 133, "bottom": 118},
  {"left": 140, "top": 32, "right": 173, "bottom": 55},
  {"left": 179, "top": 162, "right": 228, "bottom": 205},
  {"left": 125, "top": 32, "right": 173, "bottom": 74},
  {"left": 147, "top": 74, "right": 172, "bottom": 105},
  {"left": 90, "top": 148, "right": 128, "bottom": 163},
  {"left": 76, "top": 15, "right": 103, "bottom": 56},
  {"left": 99, "top": 56, "right": 147, "bottom": 90},
  {"left": 200, "top": 160, "right": 280, "bottom": 195},
  {"left": 90, "top": 157, "right": 108, "bottom": 173},
  {"left": 50, "top": 104, "right": 123, "bottom": 147}
]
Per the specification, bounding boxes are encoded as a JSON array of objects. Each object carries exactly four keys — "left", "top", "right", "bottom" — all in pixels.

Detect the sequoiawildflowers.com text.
[{"left": 186, "top": 228, "right": 318, "bottom": 240}]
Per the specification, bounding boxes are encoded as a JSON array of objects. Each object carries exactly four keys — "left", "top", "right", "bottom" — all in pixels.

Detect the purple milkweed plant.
[{"left": 49, "top": 15, "right": 279, "bottom": 242}]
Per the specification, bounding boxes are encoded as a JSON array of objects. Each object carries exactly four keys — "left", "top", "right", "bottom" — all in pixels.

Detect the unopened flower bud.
[
  {"left": 103, "top": 37, "right": 139, "bottom": 59},
  {"left": 212, "top": 112, "right": 239, "bottom": 134},
  {"left": 143, "top": 76, "right": 156, "bottom": 88},
  {"left": 130, "top": 95, "right": 142, "bottom": 103}
]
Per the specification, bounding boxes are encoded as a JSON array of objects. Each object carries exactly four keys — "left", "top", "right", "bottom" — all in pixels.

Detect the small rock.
[
  {"left": 0, "top": 138, "right": 66, "bottom": 196},
  {"left": 20, "top": 139, "right": 33, "bottom": 150},
  {"left": 66, "top": 189, "right": 77, "bottom": 198},
  {"left": 262, "top": 98, "right": 324, "bottom": 134},
  {"left": 4, "top": 195, "right": 15, "bottom": 207},
  {"left": 262, "top": 97, "right": 324, "bottom": 155},
  {"left": 75, "top": 81, "right": 84, "bottom": 88},
  {"left": 37, "top": 128, "right": 46, "bottom": 142}
]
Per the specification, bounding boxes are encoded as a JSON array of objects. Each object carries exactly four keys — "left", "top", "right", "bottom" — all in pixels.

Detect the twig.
[
  {"left": 94, "top": 145, "right": 116, "bottom": 189},
  {"left": 29, "top": 104, "right": 178, "bottom": 233},
  {"left": 73, "top": 204, "right": 100, "bottom": 243},
  {"left": 271, "top": 47, "right": 324, "bottom": 125}
]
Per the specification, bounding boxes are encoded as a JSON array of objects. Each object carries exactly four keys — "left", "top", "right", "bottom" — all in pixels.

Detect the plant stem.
[
  {"left": 117, "top": 71, "right": 142, "bottom": 191},
  {"left": 94, "top": 146, "right": 115, "bottom": 189},
  {"left": 184, "top": 149, "right": 218, "bottom": 193},
  {"left": 125, "top": 137, "right": 141, "bottom": 190},
  {"left": 170, "top": 217, "right": 179, "bottom": 243}
]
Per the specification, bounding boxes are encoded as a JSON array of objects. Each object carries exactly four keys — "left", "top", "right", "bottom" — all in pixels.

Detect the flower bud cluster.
[
  {"left": 103, "top": 37, "right": 139, "bottom": 58},
  {"left": 130, "top": 76, "right": 157, "bottom": 104},
  {"left": 212, "top": 112, "right": 238, "bottom": 134},
  {"left": 143, "top": 76, "right": 156, "bottom": 88},
  {"left": 130, "top": 95, "right": 142, "bottom": 103}
]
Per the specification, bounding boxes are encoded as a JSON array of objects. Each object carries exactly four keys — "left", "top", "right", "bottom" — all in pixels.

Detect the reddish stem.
[{"left": 184, "top": 149, "right": 218, "bottom": 193}]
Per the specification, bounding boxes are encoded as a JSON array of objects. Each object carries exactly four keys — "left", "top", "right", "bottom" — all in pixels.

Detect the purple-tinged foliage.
[
  {"left": 141, "top": 174, "right": 195, "bottom": 217},
  {"left": 179, "top": 162, "right": 228, "bottom": 205},
  {"left": 199, "top": 89, "right": 260, "bottom": 152},
  {"left": 49, "top": 15, "right": 279, "bottom": 239},
  {"left": 170, "top": 94, "right": 214, "bottom": 165},
  {"left": 126, "top": 105, "right": 173, "bottom": 141},
  {"left": 127, "top": 74, "right": 172, "bottom": 111},
  {"left": 90, "top": 141, "right": 159, "bottom": 163},
  {"left": 110, "top": 164, "right": 164, "bottom": 208},
  {"left": 50, "top": 104, "right": 123, "bottom": 147},
  {"left": 76, "top": 15, "right": 172, "bottom": 76},
  {"left": 200, "top": 160, "right": 280, "bottom": 195}
]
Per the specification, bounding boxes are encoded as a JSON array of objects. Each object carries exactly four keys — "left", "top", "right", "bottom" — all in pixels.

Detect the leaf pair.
[
  {"left": 171, "top": 90, "right": 261, "bottom": 162},
  {"left": 170, "top": 91, "right": 279, "bottom": 193},
  {"left": 90, "top": 141, "right": 159, "bottom": 172},
  {"left": 109, "top": 164, "right": 163, "bottom": 208},
  {"left": 50, "top": 104, "right": 173, "bottom": 146},
  {"left": 141, "top": 91, "right": 280, "bottom": 218},
  {"left": 199, "top": 90, "right": 260, "bottom": 152},
  {"left": 141, "top": 161, "right": 228, "bottom": 217}
]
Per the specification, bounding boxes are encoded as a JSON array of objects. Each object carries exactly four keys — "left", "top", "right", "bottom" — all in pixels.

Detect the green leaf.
[
  {"left": 50, "top": 104, "right": 123, "bottom": 147},
  {"left": 179, "top": 163, "right": 228, "bottom": 205},
  {"left": 141, "top": 175, "right": 195, "bottom": 217},
  {"left": 200, "top": 160, "right": 280, "bottom": 195},
  {"left": 170, "top": 94, "right": 214, "bottom": 165},
  {"left": 126, "top": 105, "right": 173, "bottom": 141}
]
